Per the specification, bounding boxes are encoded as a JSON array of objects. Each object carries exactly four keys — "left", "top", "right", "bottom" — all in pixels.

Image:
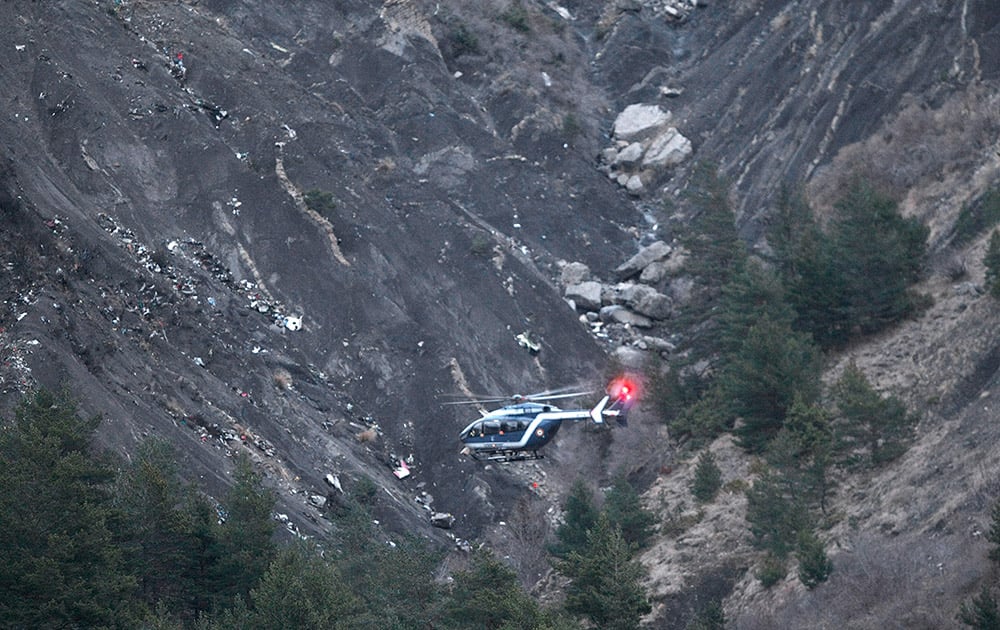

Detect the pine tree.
[
  {"left": 0, "top": 389, "right": 140, "bottom": 627},
  {"left": 686, "top": 600, "right": 726, "bottom": 630},
  {"left": 549, "top": 479, "right": 599, "bottom": 558},
  {"left": 211, "top": 455, "right": 277, "bottom": 608},
  {"left": 726, "top": 315, "right": 822, "bottom": 453},
  {"left": 745, "top": 471, "right": 807, "bottom": 558},
  {"left": 332, "top": 503, "right": 444, "bottom": 628},
  {"left": 985, "top": 230, "right": 1000, "bottom": 299},
  {"left": 796, "top": 529, "right": 832, "bottom": 588},
  {"left": 242, "top": 544, "right": 360, "bottom": 630},
  {"left": 834, "top": 363, "right": 917, "bottom": 466},
  {"left": 557, "top": 514, "right": 651, "bottom": 630},
  {"left": 958, "top": 586, "right": 1000, "bottom": 629},
  {"left": 827, "top": 180, "right": 928, "bottom": 339},
  {"left": 443, "top": 551, "right": 547, "bottom": 630},
  {"left": 690, "top": 450, "right": 723, "bottom": 504},
  {"left": 115, "top": 439, "right": 220, "bottom": 618},
  {"left": 766, "top": 396, "right": 834, "bottom": 512},
  {"left": 717, "top": 258, "right": 796, "bottom": 359},
  {"left": 987, "top": 500, "right": 1000, "bottom": 564},
  {"left": 604, "top": 474, "right": 656, "bottom": 549}
]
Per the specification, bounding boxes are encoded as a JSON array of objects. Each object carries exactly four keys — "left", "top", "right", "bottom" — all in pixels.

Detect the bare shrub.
[
  {"left": 356, "top": 428, "right": 378, "bottom": 443},
  {"left": 809, "top": 85, "right": 1000, "bottom": 216},
  {"left": 273, "top": 368, "right": 293, "bottom": 390},
  {"left": 733, "top": 533, "right": 989, "bottom": 629}
]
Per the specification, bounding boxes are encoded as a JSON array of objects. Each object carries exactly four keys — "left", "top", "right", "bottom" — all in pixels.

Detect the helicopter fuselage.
[{"left": 458, "top": 402, "right": 594, "bottom": 460}]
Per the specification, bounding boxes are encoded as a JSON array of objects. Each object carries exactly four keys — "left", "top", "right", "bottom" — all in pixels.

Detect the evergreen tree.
[
  {"left": 557, "top": 514, "right": 651, "bottom": 630},
  {"left": 604, "top": 474, "right": 656, "bottom": 549},
  {"left": 725, "top": 315, "right": 822, "bottom": 453},
  {"left": 833, "top": 363, "right": 917, "bottom": 466},
  {"left": 672, "top": 383, "right": 733, "bottom": 445},
  {"left": 211, "top": 455, "right": 277, "bottom": 608},
  {"left": 332, "top": 503, "right": 444, "bottom": 629},
  {"left": 766, "top": 396, "right": 834, "bottom": 512},
  {"left": 958, "top": 585, "right": 1000, "bottom": 629},
  {"left": 829, "top": 180, "right": 928, "bottom": 336},
  {"left": 680, "top": 161, "right": 744, "bottom": 291},
  {"left": 772, "top": 180, "right": 928, "bottom": 348},
  {"left": 770, "top": 186, "right": 849, "bottom": 348},
  {"left": 796, "top": 529, "right": 832, "bottom": 588},
  {"left": 115, "top": 439, "right": 221, "bottom": 618},
  {"left": 745, "top": 471, "right": 807, "bottom": 558},
  {"left": 988, "top": 500, "right": 1000, "bottom": 564},
  {"left": 675, "top": 162, "right": 747, "bottom": 363},
  {"left": 690, "top": 450, "right": 723, "bottom": 504},
  {"left": 985, "top": 230, "right": 1000, "bottom": 299},
  {"left": 0, "top": 389, "right": 140, "bottom": 627},
  {"left": 686, "top": 600, "right": 726, "bottom": 630},
  {"left": 442, "top": 551, "right": 548, "bottom": 630},
  {"left": 549, "top": 479, "right": 599, "bottom": 558},
  {"left": 216, "top": 543, "right": 360, "bottom": 630},
  {"left": 717, "top": 258, "right": 796, "bottom": 359}
]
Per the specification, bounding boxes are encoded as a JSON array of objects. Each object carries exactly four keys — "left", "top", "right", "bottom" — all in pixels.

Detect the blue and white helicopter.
[{"left": 452, "top": 377, "right": 638, "bottom": 463}]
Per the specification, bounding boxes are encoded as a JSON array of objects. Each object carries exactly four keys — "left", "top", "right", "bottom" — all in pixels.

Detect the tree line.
[
  {"left": 0, "top": 388, "right": 665, "bottom": 629},
  {"left": 653, "top": 164, "right": 931, "bottom": 589}
]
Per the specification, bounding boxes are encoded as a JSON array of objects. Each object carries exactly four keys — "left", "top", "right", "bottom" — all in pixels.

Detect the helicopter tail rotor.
[{"left": 600, "top": 374, "right": 640, "bottom": 426}]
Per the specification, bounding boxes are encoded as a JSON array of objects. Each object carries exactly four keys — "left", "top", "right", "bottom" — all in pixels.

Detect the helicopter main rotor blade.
[{"left": 523, "top": 390, "right": 595, "bottom": 402}]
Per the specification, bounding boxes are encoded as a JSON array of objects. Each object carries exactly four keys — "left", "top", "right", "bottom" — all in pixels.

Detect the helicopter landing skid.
[{"left": 473, "top": 450, "right": 544, "bottom": 463}]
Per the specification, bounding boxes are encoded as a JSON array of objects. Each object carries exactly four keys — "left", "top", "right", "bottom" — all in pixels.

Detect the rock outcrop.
[{"left": 599, "top": 104, "right": 692, "bottom": 196}]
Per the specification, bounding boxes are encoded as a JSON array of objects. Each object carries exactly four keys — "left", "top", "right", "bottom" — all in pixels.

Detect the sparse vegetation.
[
  {"left": 990, "top": 500, "right": 1000, "bottom": 563},
  {"left": 954, "top": 187, "right": 1000, "bottom": 246},
  {"left": 691, "top": 450, "right": 723, "bottom": 503},
  {"left": 303, "top": 189, "right": 337, "bottom": 218},
  {"left": 796, "top": 529, "right": 833, "bottom": 588},
  {"left": 985, "top": 230, "right": 1000, "bottom": 298},
  {"left": 958, "top": 585, "right": 1000, "bottom": 629},
  {"left": 447, "top": 23, "right": 481, "bottom": 57},
  {"left": 470, "top": 232, "right": 493, "bottom": 257},
  {"left": 500, "top": 1, "right": 530, "bottom": 32}
]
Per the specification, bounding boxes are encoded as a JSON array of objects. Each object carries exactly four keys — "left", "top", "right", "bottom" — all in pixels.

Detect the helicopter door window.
[
  {"left": 503, "top": 422, "right": 520, "bottom": 433},
  {"left": 483, "top": 421, "right": 501, "bottom": 435}
]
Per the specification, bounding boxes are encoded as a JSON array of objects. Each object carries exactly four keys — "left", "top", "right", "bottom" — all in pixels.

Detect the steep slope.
[
  {"left": 0, "top": 0, "right": 637, "bottom": 545},
  {"left": 3, "top": 0, "right": 1000, "bottom": 626}
]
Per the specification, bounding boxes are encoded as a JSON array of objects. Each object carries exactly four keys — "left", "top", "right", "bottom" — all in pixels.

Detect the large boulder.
[
  {"left": 599, "top": 305, "right": 653, "bottom": 328},
  {"left": 642, "top": 128, "right": 693, "bottom": 169},
  {"left": 615, "top": 240, "right": 672, "bottom": 280},
  {"left": 560, "top": 261, "right": 591, "bottom": 286},
  {"left": 612, "top": 104, "right": 673, "bottom": 142},
  {"left": 565, "top": 281, "right": 603, "bottom": 311},
  {"left": 627, "top": 285, "right": 673, "bottom": 320}
]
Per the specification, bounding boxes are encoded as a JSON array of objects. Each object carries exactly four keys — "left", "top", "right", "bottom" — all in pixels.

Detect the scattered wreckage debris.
[
  {"left": 98, "top": 212, "right": 305, "bottom": 333},
  {"left": 431, "top": 512, "right": 455, "bottom": 529},
  {"left": 515, "top": 330, "right": 541, "bottom": 354}
]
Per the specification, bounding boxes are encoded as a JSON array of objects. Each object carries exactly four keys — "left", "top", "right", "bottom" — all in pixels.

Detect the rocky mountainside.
[{"left": 3, "top": 0, "right": 1000, "bottom": 626}]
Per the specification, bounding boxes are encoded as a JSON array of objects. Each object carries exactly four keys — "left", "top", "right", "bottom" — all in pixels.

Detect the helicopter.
[{"left": 450, "top": 376, "right": 638, "bottom": 463}]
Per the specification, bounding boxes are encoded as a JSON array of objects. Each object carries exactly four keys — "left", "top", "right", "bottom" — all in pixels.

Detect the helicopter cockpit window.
[{"left": 483, "top": 421, "right": 501, "bottom": 435}]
